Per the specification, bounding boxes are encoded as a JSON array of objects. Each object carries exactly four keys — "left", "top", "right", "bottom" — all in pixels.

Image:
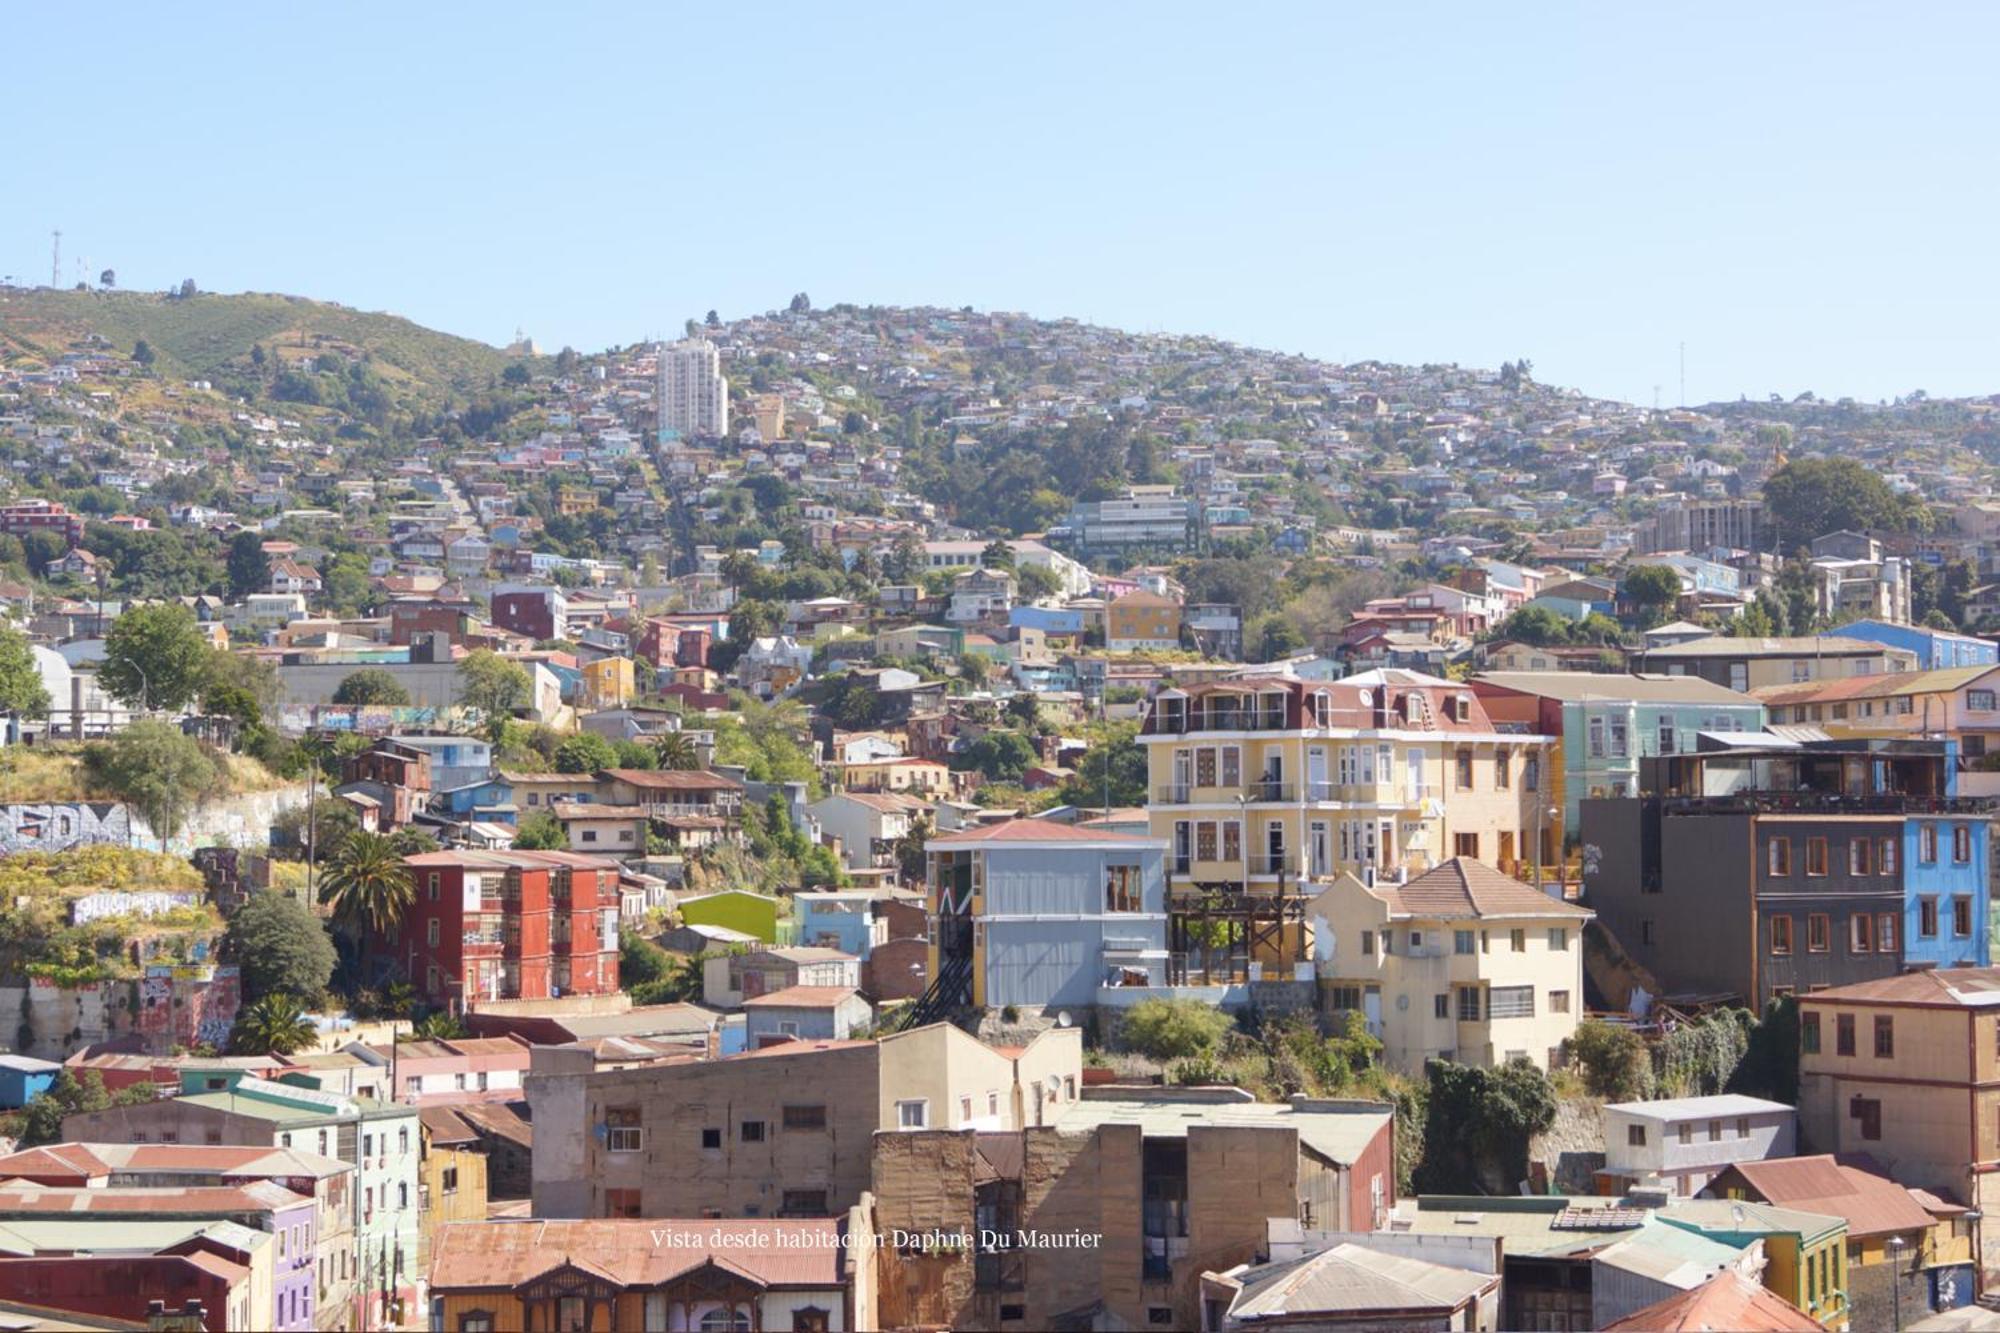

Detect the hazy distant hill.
[{"left": 0, "top": 287, "right": 522, "bottom": 404}]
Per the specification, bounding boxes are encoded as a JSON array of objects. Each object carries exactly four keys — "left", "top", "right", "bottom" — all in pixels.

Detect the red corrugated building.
[{"left": 388, "top": 850, "right": 622, "bottom": 1009}]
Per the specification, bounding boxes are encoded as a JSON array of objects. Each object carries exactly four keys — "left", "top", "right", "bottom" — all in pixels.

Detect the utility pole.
[
  {"left": 50, "top": 231, "right": 60, "bottom": 289},
  {"left": 1679, "top": 341, "right": 1687, "bottom": 407}
]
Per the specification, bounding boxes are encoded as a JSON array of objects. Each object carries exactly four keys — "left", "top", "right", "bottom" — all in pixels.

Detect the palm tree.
[
  {"left": 654, "top": 732, "right": 700, "bottom": 770},
  {"left": 413, "top": 1010, "right": 467, "bottom": 1041},
  {"left": 231, "top": 994, "right": 318, "bottom": 1055},
  {"left": 319, "top": 830, "right": 416, "bottom": 941}
]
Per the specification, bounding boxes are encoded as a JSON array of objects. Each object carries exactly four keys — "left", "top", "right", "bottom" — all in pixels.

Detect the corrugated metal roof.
[
  {"left": 1719, "top": 1155, "right": 1937, "bottom": 1239},
  {"left": 1227, "top": 1242, "right": 1495, "bottom": 1318},
  {"left": 1603, "top": 1094, "right": 1794, "bottom": 1121},
  {"left": 1802, "top": 966, "right": 2000, "bottom": 1007}
]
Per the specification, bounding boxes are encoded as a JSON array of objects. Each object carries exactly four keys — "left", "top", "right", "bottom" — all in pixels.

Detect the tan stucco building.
[
  {"left": 1308, "top": 858, "right": 1593, "bottom": 1073},
  {"left": 1797, "top": 967, "right": 2000, "bottom": 1280}
]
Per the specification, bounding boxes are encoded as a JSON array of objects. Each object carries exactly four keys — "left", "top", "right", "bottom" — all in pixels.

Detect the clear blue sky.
[{"left": 9, "top": 3, "right": 1997, "bottom": 406}]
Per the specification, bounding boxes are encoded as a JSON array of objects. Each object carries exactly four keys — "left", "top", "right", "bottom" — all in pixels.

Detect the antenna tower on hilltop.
[{"left": 50, "top": 231, "right": 60, "bottom": 289}]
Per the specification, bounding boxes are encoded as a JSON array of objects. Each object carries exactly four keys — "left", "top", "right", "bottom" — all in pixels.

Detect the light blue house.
[
  {"left": 795, "top": 890, "right": 897, "bottom": 957},
  {"left": 0, "top": 1055, "right": 59, "bottom": 1108},
  {"left": 1839, "top": 619, "right": 1999, "bottom": 670},
  {"left": 925, "top": 820, "right": 1170, "bottom": 1010},
  {"left": 384, "top": 735, "right": 494, "bottom": 793},
  {"left": 1526, "top": 576, "right": 1619, "bottom": 623},
  {"left": 1011, "top": 605, "right": 1086, "bottom": 635},
  {"left": 1901, "top": 748, "right": 1990, "bottom": 971}
]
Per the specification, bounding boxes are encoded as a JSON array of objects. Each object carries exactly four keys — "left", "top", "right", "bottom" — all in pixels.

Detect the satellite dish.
[{"left": 1055, "top": 1011, "right": 1073, "bottom": 1028}]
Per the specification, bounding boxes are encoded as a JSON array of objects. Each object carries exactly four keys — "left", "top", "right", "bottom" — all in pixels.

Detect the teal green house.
[{"left": 1473, "top": 671, "right": 1767, "bottom": 829}]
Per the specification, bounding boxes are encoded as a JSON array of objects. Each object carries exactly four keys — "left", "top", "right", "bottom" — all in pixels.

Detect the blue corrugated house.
[
  {"left": 925, "top": 819, "right": 1170, "bottom": 1010},
  {"left": 1838, "top": 619, "right": 1999, "bottom": 670},
  {"left": 0, "top": 1055, "right": 61, "bottom": 1108}
]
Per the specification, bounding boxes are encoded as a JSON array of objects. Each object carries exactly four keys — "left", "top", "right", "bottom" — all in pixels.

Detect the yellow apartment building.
[{"left": 1139, "top": 672, "right": 1557, "bottom": 976}]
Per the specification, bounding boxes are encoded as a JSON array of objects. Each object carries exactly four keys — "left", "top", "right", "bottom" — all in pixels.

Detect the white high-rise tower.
[{"left": 657, "top": 338, "right": 729, "bottom": 440}]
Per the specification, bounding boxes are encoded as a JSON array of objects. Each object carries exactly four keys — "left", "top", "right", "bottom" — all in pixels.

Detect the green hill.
[{"left": 0, "top": 286, "right": 524, "bottom": 403}]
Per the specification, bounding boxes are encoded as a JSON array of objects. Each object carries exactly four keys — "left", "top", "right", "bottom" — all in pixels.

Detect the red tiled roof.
[
  {"left": 428, "top": 1217, "right": 848, "bottom": 1291},
  {"left": 1375, "top": 858, "right": 1594, "bottom": 920},
  {"left": 1599, "top": 1270, "right": 1821, "bottom": 1331}
]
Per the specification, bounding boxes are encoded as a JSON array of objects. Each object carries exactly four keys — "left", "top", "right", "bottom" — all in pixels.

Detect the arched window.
[{"left": 699, "top": 1309, "right": 751, "bottom": 1333}]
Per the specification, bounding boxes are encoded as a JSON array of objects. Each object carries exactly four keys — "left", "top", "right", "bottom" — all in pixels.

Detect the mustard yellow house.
[{"left": 577, "top": 656, "right": 635, "bottom": 711}]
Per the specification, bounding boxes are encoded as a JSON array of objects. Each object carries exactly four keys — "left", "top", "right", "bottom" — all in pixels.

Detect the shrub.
[
  {"left": 1565, "top": 1019, "right": 1653, "bottom": 1100},
  {"left": 1118, "top": 997, "right": 1234, "bottom": 1062}
]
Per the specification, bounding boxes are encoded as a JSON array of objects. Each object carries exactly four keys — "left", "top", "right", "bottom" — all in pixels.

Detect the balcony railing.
[
  {"left": 1249, "top": 852, "right": 1297, "bottom": 876},
  {"left": 1660, "top": 793, "right": 1993, "bottom": 816},
  {"left": 1154, "top": 780, "right": 1295, "bottom": 804},
  {"left": 1147, "top": 710, "right": 1292, "bottom": 735}
]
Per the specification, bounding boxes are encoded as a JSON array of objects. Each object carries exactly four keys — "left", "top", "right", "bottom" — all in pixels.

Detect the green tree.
[
  {"left": 555, "top": 732, "right": 618, "bottom": 774},
  {"left": 1249, "top": 612, "right": 1306, "bottom": 662},
  {"left": 226, "top": 891, "right": 337, "bottom": 1002},
  {"left": 319, "top": 831, "right": 415, "bottom": 940},
  {"left": 0, "top": 625, "right": 51, "bottom": 718},
  {"left": 1118, "top": 997, "right": 1235, "bottom": 1061},
  {"left": 630, "top": 953, "right": 708, "bottom": 1005},
  {"left": 621, "top": 929, "right": 670, "bottom": 989},
  {"left": 980, "top": 540, "right": 1015, "bottom": 571},
  {"left": 513, "top": 811, "right": 566, "bottom": 850},
  {"left": 459, "top": 650, "right": 532, "bottom": 727},
  {"left": 229, "top": 993, "right": 318, "bottom": 1056},
  {"left": 132, "top": 339, "right": 156, "bottom": 367},
  {"left": 1622, "top": 564, "right": 1683, "bottom": 630},
  {"left": 332, "top": 669, "right": 412, "bottom": 707},
  {"left": 1057, "top": 722, "right": 1148, "bottom": 808},
  {"left": 501, "top": 362, "right": 531, "bottom": 387},
  {"left": 204, "top": 650, "right": 280, "bottom": 723},
  {"left": 321, "top": 554, "right": 373, "bottom": 615},
  {"left": 81, "top": 720, "right": 226, "bottom": 843},
  {"left": 1493, "top": 605, "right": 1573, "bottom": 647},
  {"left": 1015, "top": 562, "right": 1061, "bottom": 602},
  {"left": 226, "top": 531, "right": 269, "bottom": 599},
  {"left": 611, "top": 739, "right": 658, "bottom": 770},
  {"left": 1762, "top": 456, "right": 1909, "bottom": 548},
  {"left": 101, "top": 603, "right": 212, "bottom": 711},
  {"left": 7, "top": 1070, "right": 145, "bottom": 1147},
  {"left": 1413, "top": 1058, "right": 1557, "bottom": 1194},
  {"left": 954, "top": 730, "right": 1038, "bottom": 784}
]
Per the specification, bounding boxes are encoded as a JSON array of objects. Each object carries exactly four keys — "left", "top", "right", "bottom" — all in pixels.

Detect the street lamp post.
[{"left": 1888, "top": 1234, "right": 1907, "bottom": 1331}]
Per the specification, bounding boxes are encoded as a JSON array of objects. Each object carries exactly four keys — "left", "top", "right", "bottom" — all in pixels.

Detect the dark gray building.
[{"left": 1580, "top": 738, "right": 1989, "bottom": 1010}]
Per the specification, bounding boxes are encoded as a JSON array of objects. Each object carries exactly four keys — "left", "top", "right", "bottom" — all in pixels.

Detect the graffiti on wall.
[
  {"left": 0, "top": 803, "right": 131, "bottom": 853},
  {"left": 138, "top": 964, "right": 242, "bottom": 1055},
  {"left": 70, "top": 891, "right": 200, "bottom": 926}
]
